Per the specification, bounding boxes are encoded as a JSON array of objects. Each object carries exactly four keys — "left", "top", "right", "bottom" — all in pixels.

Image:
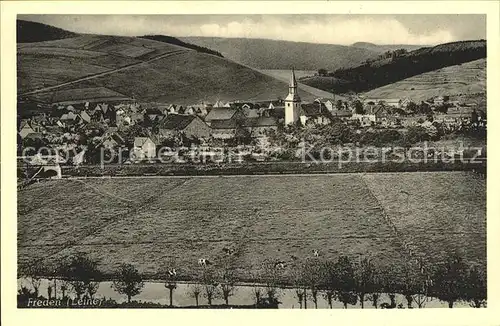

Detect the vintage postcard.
[{"left": 1, "top": 1, "right": 499, "bottom": 326}]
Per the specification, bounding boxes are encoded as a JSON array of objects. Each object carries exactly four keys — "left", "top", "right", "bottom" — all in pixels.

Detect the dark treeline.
[
  {"left": 310, "top": 40, "right": 486, "bottom": 94},
  {"left": 17, "top": 20, "right": 78, "bottom": 43},
  {"left": 140, "top": 35, "right": 224, "bottom": 58},
  {"left": 18, "top": 252, "right": 486, "bottom": 309}
]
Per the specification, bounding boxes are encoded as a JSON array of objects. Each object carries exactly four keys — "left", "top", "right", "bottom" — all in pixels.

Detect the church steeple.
[
  {"left": 289, "top": 68, "right": 297, "bottom": 88},
  {"left": 285, "top": 68, "right": 301, "bottom": 102},
  {"left": 284, "top": 68, "right": 301, "bottom": 125}
]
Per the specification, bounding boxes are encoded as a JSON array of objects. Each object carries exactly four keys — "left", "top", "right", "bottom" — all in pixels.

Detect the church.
[{"left": 284, "top": 69, "right": 301, "bottom": 125}]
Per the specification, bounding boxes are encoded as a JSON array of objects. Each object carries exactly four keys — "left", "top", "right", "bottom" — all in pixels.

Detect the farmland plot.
[
  {"left": 29, "top": 87, "right": 130, "bottom": 104},
  {"left": 362, "top": 172, "right": 486, "bottom": 266},
  {"left": 17, "top": 173, "right": 485, "bottom": 280}
]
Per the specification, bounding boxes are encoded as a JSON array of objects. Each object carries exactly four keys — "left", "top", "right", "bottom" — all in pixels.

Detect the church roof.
[
  {"left": 289, "top": 68, "right": 297, "bottom": 87},
  {"left": 285, "top": 69, "right": 300, "bottom": 102}
]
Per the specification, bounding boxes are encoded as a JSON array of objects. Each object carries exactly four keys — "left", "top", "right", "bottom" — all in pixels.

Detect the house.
[
  {"left": 399, "top": 97, "right": 414, "bottom": 108},
  {"left": 363, "top": 98, "right": 401, "bottom": 108},
  {"left": 208, "top": 120, "right": 237, "bottom": 139},
  {"left": 244, "top": 116, "right": 278, "bottom": 137},
  {"left": 210, "top": 116, "right": 278, "bottom": 139},
  {"left": 101, "top": 132, "right": 126, "bottom": 149},
  {"left": 351, "top": 113, "right": 376, "bottom": 127},
  {"left": 143, "top": 108, "right": 165, "bottom": 127},
  {"left": 329, "top": 109, "right": 352, "bottom": 119},
  {"left": 314, "top": 98, "right": 336, "bottom": 112},
  {"left": 299, "top": 103, "right": 331, "bottom": 126},
  {"left": 267, "top": 100, "right": 284, "bottom": 110},
  {"left": 72, "top": 148, "right": 86, "bottom": 166},
  {"left": 31, "top": 113, "right": 50, "bottom": 127},
  {"left": 159, "top": 114, "right": 211, "bottom": 139},
  {"left": 19, "top": 121, "right": 36, "bottom": 139},
  {"left": 80, "top": 110, "right": 92, "bottom": 123},
  {"left": 162, "top": 104, "right": 178, "bottom": 115},
  {"left": 194, "top": 106, "right": 208, "bottom": 117},
  {"left": 132, "top": 137, "right": 156, "bottom": 160},
  {"left": 204, "top": 107, "right": 243, "bottom": 126},
  {"left": 213, "top": 100, "right": 231, "bottom": 108},
  {"left": 433, "top": 96, "right": 447, "bottom": 106},
  {"left": 116, "top": 109, "right": 132, "bottom": 126},
  {"left": 23, "top": 132, "right": 45, "bottom": 143}
]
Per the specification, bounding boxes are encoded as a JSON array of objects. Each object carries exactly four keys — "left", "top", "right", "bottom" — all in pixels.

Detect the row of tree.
[{"left": 18, "top": 253, "right": 486, "bottom": 308}]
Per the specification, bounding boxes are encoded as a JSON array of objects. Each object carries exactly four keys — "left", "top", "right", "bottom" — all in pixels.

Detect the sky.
[{"left": 19, "top": 14, "right": 486, "bottom": 45}]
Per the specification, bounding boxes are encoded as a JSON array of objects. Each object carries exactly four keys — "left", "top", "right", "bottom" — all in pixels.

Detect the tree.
[
  {"left": 219, "top": 258, "right": 237, "bottom": 305},
  {"left": 353, "top": 100, "right": 364, "bottom": 114},
  {"left": 19, "top": 261, "right": 46, "bottom": 298},
  {"left": 431, "top": 255, "right": 468, "bottom": 308},
  {"left": 321, "top": 260, "right": 337, "bottom": 308},
  {"left": 336, "top": 100, "right": 344, "bottom": 110},
  {"left": 354, "top": 256, "right": 377, "bottom": 308},
  {"left": 201, "top": 267, "right": 219, "bottom": 306},
  {"left": 304, "top": 258, "right": 324, "bottom": 309},
  {"left": 406, "top": 101, "right": 418, "bottom": 114},
  {"left": 471, "top": 109, "right": 479, "bottom": 124},
  {"left": 291, "top": 260, "right": 308, "bottom": 309},
  {"left": 434, "top": 104, "right": 449, "bottom": 114},
  {"left": 380, "top": 266, "right": 400, "bottom": 308},
  {"left": 333, "top": 256, "right": 358, "bottom": 308},
  {"left": 261, "top": 260, "right": 282, "bottom": 306},
  {"left": 112, "top": 263, "right": 144, "bottom": 303},
  {"left": 318, "top": 68, "right": 328, "bottom": 76},
  {"left": 464, "top": 265, "right": 486, "bottom": 308},
  {"left": 186, "top": 283, "right": 203, "bottom": 307},
  {"left": 252, "top": 287, "right": 264, "bottom": 305},
  {"left": 366, "top": 277, "right": 382, "bottom": 309},
  {"left": 61, "top": 254, "right": 101, "bottom": 300},
  {"left": 407, "top": 258, "right": 434, "bottom": 309},
  {"left": 162, "top": 260, "right": 178, "bottom": 307},
  {"left": 417, "top": 101, "right": 432, "bottom": 115},
  {"left": 405, "top": 126, "right": 429, "bottom": 144},
  {"left": 399, "top": 261, "right": 422, "bottom": 308}
]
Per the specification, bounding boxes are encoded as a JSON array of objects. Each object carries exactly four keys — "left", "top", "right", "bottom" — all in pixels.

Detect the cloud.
[
  {"left": 22, "top": 15, "right": 457, "bottom": 45},
  {"left": 190, "top": 17, "right": 454, "bottom": 45}
]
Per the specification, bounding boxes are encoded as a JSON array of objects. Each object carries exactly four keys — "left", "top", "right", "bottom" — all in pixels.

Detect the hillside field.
[
  {"left": 18, "top": 32, "right": 323, "bottom": 105},
  {"left": 362, "top": 59, "right": 486, "bottom": 102},
  {"left": 18, "top": 172, "right": 486, "bottom": 282}
]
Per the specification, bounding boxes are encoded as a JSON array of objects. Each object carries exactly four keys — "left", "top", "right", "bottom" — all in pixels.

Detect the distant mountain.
[
  {"left": 17, "top": 20, "right": 78, "bottom": 43},
  {"left": 180, "top": 37, "right": 379, "bottom": 71},
  {"left": 17, "top": 21, "right": 327, "bottom": 107},
  {"left": 301, "top": 40, "right": 486, "bottom": 94},
  {"left": 351, "top": 42, "right": 426, "bottom": 53}
]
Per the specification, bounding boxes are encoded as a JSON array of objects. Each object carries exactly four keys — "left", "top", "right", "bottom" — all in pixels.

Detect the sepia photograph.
[{"left": 2, "top": 2, "right": 498, "bottom": 320}]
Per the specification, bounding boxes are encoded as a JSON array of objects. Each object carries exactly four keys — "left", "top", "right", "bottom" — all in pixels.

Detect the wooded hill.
[{"left": 301, "top": 40, "right": 486, "bottom": 94}]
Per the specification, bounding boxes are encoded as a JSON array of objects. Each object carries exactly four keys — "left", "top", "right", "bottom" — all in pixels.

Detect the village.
[{"left": 17, "top": 70, "right": 486, "bottom": 171}]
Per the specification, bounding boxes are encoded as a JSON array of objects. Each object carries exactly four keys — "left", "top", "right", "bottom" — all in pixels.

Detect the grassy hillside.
[
  {"left": 36, "top": 50, "right": 318, "bottom": 103},
  {"left": 18, "top": 173, "right": 485, "bottom": 281},
  {"left": 17, "top": 20, "right": 78, "bottom": 43},
  {"left": 18, "top": 34, "right": 186, "bottom": 95},
  {"left": 181, "top": 37, "right": 378, "bottom": 71},
  {"left": 301, "top": 40, "right": 486, "bottom": 94},
  {"left": 18, "top": 24, "right": 322, "bottom": 105},
  {"left": 362, "top": 59, "right": 486, "bottom": 102}
]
